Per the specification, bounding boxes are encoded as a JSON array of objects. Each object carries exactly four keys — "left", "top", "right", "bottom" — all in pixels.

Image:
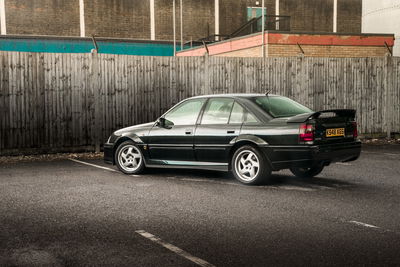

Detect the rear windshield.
[{"left": 253, "top": 96, "right": 313, "bottom": 118}]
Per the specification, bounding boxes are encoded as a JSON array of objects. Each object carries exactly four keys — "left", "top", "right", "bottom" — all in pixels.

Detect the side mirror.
[{"left": 158, "top": 118, "right": 174, "bottom": 129}]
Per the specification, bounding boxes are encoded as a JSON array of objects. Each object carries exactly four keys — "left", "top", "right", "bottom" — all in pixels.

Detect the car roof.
[{"left": 187, "top": 93, "right": 281, "bottom": 100}]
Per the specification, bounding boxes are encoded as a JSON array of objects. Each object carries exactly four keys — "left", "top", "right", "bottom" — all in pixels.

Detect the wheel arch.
[
  {"left": 112, "top": 136, "right": 141, "bottom": 164},
  {"left": 228, "top": 136, "right": 272, "bottom": 170}
]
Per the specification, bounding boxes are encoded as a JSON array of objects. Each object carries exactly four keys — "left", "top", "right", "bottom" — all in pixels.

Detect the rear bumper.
[
  {"left": 263, "top": 141, "right": 362, "bottom": 171},
  {"left": 104, "top": 143, "right": 114, "bottom": 164}
]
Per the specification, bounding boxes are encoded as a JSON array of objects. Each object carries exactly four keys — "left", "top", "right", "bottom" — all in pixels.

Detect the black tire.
[
  {"left": 115, "top": 141, "right": 145, "bottom": 175},
  {"left": 231, "top": 145, "right": 272, "bottom": 185},
  {"left": 290, "top": 163, "right": 324, "bottom": 178}
]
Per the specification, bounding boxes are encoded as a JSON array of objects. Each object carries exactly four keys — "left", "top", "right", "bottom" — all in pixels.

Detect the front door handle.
[
  {"left": 227, "top": 130, "right": 235, "bottom": 134},
  {"left": 185, "top": 130, "right": 192, "bottom": 135}
]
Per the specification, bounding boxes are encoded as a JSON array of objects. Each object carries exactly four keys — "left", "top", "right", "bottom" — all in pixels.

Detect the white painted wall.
[{"left": 362, "top": 0, "right": 400, "bottom": 56}]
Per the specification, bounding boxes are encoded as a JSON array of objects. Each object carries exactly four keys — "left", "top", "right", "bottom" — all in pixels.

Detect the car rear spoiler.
[{"left": 287, "top": 109, "right": 356, "bottom": 123}]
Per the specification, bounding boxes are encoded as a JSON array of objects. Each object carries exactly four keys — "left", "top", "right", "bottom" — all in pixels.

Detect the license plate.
[{"left": 326, "top": 128, "right": 345, "bottom": 137}]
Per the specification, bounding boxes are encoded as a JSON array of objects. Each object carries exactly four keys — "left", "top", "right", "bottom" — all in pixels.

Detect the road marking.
[
  {"left": 335, "top": 162, "right": 352, "bottom": 166},
  {"left": 135, "top": 230, "right": 215, "bottom": 267},
  {"left": 69, "top": 159, "right": 119, "bottom": 173},
  {"left": 69, "top": 159, "right": 322, "bottom": 191},
  {"left": 349, "top": 220, "right": 380, "bottom": 229}
]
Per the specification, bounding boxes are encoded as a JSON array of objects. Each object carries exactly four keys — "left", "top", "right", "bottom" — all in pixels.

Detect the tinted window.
[
  {"left": 254, "top": 96, "right": 313, "bottom": 118},
  {"left": 201, "top": 98, "right": 234, "bottom": 125},
  {"left": 164, "top": 99, "right": 205, "bottom": 125},
  {"left": 229, "top": 102, "right": 245, "bottom": 124},
  {"left": 229, "top": 102, "right": 258, "bottom": 124}
]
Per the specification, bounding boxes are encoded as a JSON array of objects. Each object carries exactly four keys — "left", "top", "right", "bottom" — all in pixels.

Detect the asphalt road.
[{"left": 0, "top": 145, "right": 400, "bottom": 266}]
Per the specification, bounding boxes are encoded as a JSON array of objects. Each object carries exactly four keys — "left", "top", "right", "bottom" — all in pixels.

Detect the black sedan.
[{"left": 104, "top": 94, "right": 361, "bottom": 185}]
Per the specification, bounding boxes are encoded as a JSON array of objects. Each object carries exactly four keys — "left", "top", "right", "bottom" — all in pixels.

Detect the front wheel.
[
  {"left": 115, "top": 141, "right": 145, "bottom": 175},
  {"left": 232, "top": 145, "right": 272, "bottom": 185},
  {"left": 290, "top": 163, "right": 324, "bottom": 178}
]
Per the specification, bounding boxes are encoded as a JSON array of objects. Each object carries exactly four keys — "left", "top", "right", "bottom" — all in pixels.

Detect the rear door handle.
[
  {"left": 227, "top": 130, "right": 235, "bottom": 134},
  {"left": 185, "top": 129, "right": 192, "bottom": 135}
]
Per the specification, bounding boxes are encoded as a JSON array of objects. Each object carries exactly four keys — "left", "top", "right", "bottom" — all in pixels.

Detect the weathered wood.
[{"left": 0, "top": 51, "right": 399, "bottom": 155}]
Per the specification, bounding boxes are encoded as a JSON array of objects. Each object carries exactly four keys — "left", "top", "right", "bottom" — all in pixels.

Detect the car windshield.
[{"left": 253, "top": 96, "right": 313, "bottom": 118}]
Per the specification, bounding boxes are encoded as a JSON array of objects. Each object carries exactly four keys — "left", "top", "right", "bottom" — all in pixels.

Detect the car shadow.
[
  {"left": 269, "top": 173, "right": 356, "bottom": 189},
  {"left": 143, "top": 168, "right": 356, "bottom": 189}
]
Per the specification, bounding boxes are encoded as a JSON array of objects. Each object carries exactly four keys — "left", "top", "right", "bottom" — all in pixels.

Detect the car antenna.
[{"left": 265, "top": 90, "right": 272, "bottom": 97}]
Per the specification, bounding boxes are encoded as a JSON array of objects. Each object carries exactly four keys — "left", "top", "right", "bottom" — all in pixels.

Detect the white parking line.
[
  {"left": 69, "top": 159, "right": 118, "bottom": 172},
  {"left": 335, "top": 162, "right": 352, "bottom": 166},
  {"left": 69, "top": 159, "right": 324, "bottom": 191},
  {"left": 135, "top": 230, "right": 215, "bottom": 267},
  {"left": 348, "top": 220, "right": 380, "bottom": 229}
]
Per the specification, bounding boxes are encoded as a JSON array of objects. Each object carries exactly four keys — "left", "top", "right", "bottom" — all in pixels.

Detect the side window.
[
  {"left": 245, "top": 112, "right": 258, "bottom": 123},
  {"left": 164, "top": 99, "right": 205, "bottom": 126},
  {"left": 229, "top": 102, "right": 245, "bottom": 124},
  {"left": 229, "top": 102, "right": 259, "bottom": 124},
  {"left": 201, "top": 98, "right": 234, "bottom": 125}
]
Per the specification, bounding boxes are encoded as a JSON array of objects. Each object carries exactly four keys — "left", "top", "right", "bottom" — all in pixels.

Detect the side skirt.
[{"left": 145, "top": 159, "right": 229, "bottom": 172}]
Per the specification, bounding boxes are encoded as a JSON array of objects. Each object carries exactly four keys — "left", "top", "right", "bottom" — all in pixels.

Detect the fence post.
[
  {"left": 385, "top": 55, "right": 393, "bottom": 139},
  {"left": 91, "top": 51, "right": 101, "bottom": 152}
]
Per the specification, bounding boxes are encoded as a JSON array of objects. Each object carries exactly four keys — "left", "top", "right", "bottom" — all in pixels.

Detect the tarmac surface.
[{"left": 0, "top": 145, "right": 400, "bottom": 266}]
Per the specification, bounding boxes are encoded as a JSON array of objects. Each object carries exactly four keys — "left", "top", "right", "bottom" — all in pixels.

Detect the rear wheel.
[
  {"left": 115, "top": 141, "right": 145, "bottom": 175},
  {"left": 232, "top": 145, "right": 271, "bottom": 185},
  {"left": 290, "top": 163, "right": 324, "bottom": 178}
]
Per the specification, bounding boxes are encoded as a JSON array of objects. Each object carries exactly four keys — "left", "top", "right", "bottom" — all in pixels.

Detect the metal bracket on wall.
[
  {"left": 202, "top": 40, "right": 209, "bottom": 56},
  {"left": 384, "top": 42, "right": 392, "bottom": 56},
  {"left": 91, "top": 35, "right": 99, "bottom": 53},
  {"left": 297, "top": 43, "right": 305, "bottom": 55}
]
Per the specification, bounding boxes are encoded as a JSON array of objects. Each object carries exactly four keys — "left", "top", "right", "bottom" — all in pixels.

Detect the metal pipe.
[
  {"left": 150, "top": 0, "right": 155, "bottom": 40},
  {"left": 333, "top": 0, "right": 337, "bottom": 33},
  {"left": 79, "top": 0, "right": 86, "bottom": 37},
  {"left": 261, "top": 0, "right": 265, "bottom": 58},
  {"left": 0, "top": 0, "right": 6, "bottom": 35},
  {"left": 180, "top": 0, "right": 183, "bottom": 50},
  {"left": 215, "top": 0, "right": 220, "bottom": 41},
  {"left": 173, "top": 0, "right": 176, "bottom": 56}
]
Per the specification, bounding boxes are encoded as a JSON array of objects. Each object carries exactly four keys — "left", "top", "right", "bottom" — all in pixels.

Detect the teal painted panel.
[{"left": 0, "top": 38, "right": 186, "bottom": 56}]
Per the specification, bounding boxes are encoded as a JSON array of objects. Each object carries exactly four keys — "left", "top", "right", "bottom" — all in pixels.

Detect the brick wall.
[
  {"left": 4, "top": 0, "right": 363, "bottom": 41},
  {"left": 155, "top": 0, "right": 215, "bottom": 41},
  {"left": 85, "top": 0, "right": 150, "bottom": 39},
  {"left": 337, "top": 0, "right": 362, "bottom": 33},
  {"left": 280, "top": 0, "right": 334, "bottom": 32},
  {"left": 216, "top": 44, "right": 389, "bottom": 58},
  {"left": 6, "top": 0, "right": 80, "bottom": 36},
  {"left": 219, "top": 0, "right": 275, "bottom": 36}
]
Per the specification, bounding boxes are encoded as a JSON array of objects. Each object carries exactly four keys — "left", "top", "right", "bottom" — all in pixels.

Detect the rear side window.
[
  {"left": 201, "top": 98, "right": 234, "bottom": 125},
  {"left": 229, "top": 102, "right": 258, "bottom": 124},
  {"left": 254, "top": 96, "right": 312, "bottom": 118}
]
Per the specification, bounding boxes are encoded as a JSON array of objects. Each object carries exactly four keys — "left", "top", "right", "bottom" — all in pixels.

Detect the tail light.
[
  {"left": 352, "top": 121, "right": 358, "bottom": 138},
  {"left": 299, "top": 124, "right": 314, "bottom": 142}
]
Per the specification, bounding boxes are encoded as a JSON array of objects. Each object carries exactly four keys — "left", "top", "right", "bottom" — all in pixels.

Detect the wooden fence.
[{"left": 0, "top": 51, "right": 399, "bottom": 155}]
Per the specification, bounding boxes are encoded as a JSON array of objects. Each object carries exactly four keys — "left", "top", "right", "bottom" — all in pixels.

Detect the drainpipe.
[
  {"left": 150, "top": 0, "right": 155, "bottom": 40},
  {"left": 0, "top": 0, "right": 6, "bottom": 35},
  {"left": 173, "top": 0, "right": 176, "bottom": 56},
  {"left": 262, "top": 0, "right": 265, "bottom": 58},
  {"left": 333, "top": 0, "right": 337, "bottom": 33},
  {"left": 215, "top": 0, "right": 219, "bottom": 41},
  {"left": 180, "top": 0, "right": 183, "bottom": 50},
  {"left": 79, "top": 0, "right": 86, "bottom": 37}
]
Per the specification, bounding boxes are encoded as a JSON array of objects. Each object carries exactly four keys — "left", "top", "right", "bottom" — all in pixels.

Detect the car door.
[
  {"left": 147, "top": 98, "right": 206, "bottom": 162},
  {"left": 194, "top": 98, "right": 244, "bottom": 163}
]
